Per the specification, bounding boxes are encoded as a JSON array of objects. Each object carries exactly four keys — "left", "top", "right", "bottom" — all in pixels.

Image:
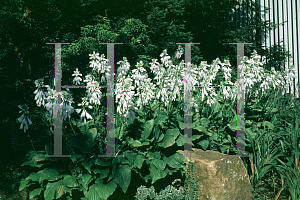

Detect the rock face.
[{"left": 177, "top": 148, "right": 254, "bottom": 200}]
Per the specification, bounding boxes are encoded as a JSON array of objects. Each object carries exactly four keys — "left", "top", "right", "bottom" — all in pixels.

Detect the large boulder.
[{"left": 177, "top": 148, "right": 254, "bottom": 200}]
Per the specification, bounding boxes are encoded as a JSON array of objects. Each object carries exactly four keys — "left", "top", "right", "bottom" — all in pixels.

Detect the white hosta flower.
[
  {"left": 89, "top": 51, "right": 99, "bottom": 60},
  {"left": 60, "top": 90, "right": 75, "bottom": 121},
  {"left": 160, "top": 49, "right": 172, "bottom": 66},
  {"left": 72, "top": 68, "right": 82, "bottom": 85},
  {"left": 175, "top": 45, "right": 184, "bottom": 59},
  {"left": 83, "top": 74, "right": 95, "bottom": 84},
  {"left": 75, "top": 97, "right": 93, "bottom": 124},
  {"left": 33, "top": 78, "right": 49, "bottom": 107},
  {"left": 33, "top": 89, "right": 47, "bottom": 107},
  {"left": 17, "top": 104, "right": 32, "bottom": 133}
]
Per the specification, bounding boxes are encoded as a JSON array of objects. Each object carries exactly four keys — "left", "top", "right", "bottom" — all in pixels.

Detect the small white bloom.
[{"left": 16, "top": 104, "right": 33, "bottom": 133}]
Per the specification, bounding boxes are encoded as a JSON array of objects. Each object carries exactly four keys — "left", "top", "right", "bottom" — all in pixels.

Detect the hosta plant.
[{"left": 17, "top": 45, "right": 297, "bottom": 200}]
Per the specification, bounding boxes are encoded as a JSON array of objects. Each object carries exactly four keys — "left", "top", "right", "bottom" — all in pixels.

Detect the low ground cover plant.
[{"left": 16, "top": 46, "right": 300, "bottom": 199}]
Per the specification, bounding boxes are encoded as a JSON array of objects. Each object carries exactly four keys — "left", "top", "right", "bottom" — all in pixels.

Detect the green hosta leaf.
[
  {"left": 95, "top": 159, "right": 111, "bottom": 166},
  {"left": 200, "top": 118, "right": 210, "bottom": 126},
  {"left": 77, "top": 121, "right": 88, "bottom": 133},
  {"left": 39, "top": 168, "right": 61, "bottom": 182},
  {"left": 82, "top": 159, "right": 94, "bottom": 174},
  {"left": 128, "top": 138, "right": 142, "bottom": 147},
  {"left": 149, "top": 164, "right": 162, "bottom": 184},
  {"left": 151, "top": 159, "right": 166, "bottom": 171},
  {"left": 26, "top": 173, "right": 40, "bottom": 182},
  {"left": 163, "top": 153, "right": 185, "bottom": 169},
  {"left": 27, "top": 168, "right": 61, "bottom": 184},
  {"left": 229, "top": 119, "right": 237, "bottom": 131},
  {"left": 81, "top": 173, "right": 92, "bottom": 186},
  {"left": 158, "top": 128, "right": 180, "bottom": 148},
  {"left": 87, "top": 128, "right": 97, "bottom": 146},
  {"left": 84, "top": 184, "right": 101, "bottom": 200},
  {"left": 192, "top": 119, "right": 200, "bottom": 128},
  {"left": 179, "top": 119, "right": 200, "bottom": 130},
  {"left": 21, "top": 152, "right": 48, "bottom": 168},
  {"left": 44, "top": 180, "right": 67, "bottom": 200},
  {"left": 198, "top": 140, "right": 210, "bottom": 150},
  {"left": 147, "top": 152, "right": 161, "bottom": 160},
  {"left": 134, "top": 155, "right": 145, "bottom": 169},
  {"left": 98, "top": 169, "right": 110, "bottom": 179},
  {"left": 141, "top": 140, "right": 150, "bottom": 145},
  {"left": 157, "top": 133, "right": 164, "bottom": 142},
  {"left": 94, "top": 180, "right": 117, "bottom": 200},
  {"left": 154, "top": 112, "right": 169, "bottom": 127},
  {"left": 112, "top": 156, "right": 129, "bottom": 166},
  {"left": 87, "top": 119, "right": 95, "bottom": 127},
  {"left": 153, "top": 125, "right": 161, "bottom": 141},
  {"left": 29, "top": 188, "right": 43, "bottom": 199},
  {"left": 70, "top": 154, "right": 85, "bottom": 163},
  {"left": 213, "top": 103, "right": 222, "bottom": 113},
  {"left": 123, "top": 151, "right": 138, "bottom": 166},
  {"left": 178, "top": 121, "right": 184, "bottom": 130},
  {"left": 140, "top": 119, "right": 154, "bottom": 140},
  {"left": 19, "top": 179, "right": 31, "bottom": 191},
  {"left": 193, "top": 126, "right": 211, "bottom": 136},
  {"left": 192, "top": 134, "right": 203, "bottom": 141},
  {"left": 209, "top": 134, "right": 219, "bottom": 141},
  {"left": 175, "top": 134, "right": 193, "bottom": 146},
  {"left": 63, "top": 175, "right": 79, "bottom": 187},
  {"left": 111, "top": 165, "right": 131, "bottom": 193},
  {"left": 220, "top": 145, "right": 230, "bottom": 153}
]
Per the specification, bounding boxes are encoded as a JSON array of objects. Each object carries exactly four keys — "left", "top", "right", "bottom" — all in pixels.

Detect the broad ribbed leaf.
[
  {"left": 98, "top": 169, "right": 109, "bottom": 179},
  {"left": 158, "top": 128, "right": 180, "bottom": 148},
  {"left": 140, "top": 119, "right": 154, "bottom": 140},
  {"left": 200, "top": 118, "right": 209, "bottom": 126},
  {"left": 154, "top": 112, "right": 169, "bottom": 127},
  {"left": 19, "top": 179, "right": 31, "bottom": 191},
  {"left": 81, "top": 173, "right": 92, "bottom": 186},
  {"left": 152, "top": 159, "right": 166, "bottom": 171},
  {"left": 63, "top": 175, "right": 79, "bottom": 187},
  {"left": 147, "top": 151, "right": 161, "bottom": 160},
  {"left": 87, "top": 128, "right": 97, "bottom": 146},
  {"left": 44, "top": 180, "right": 66, "bottom": 200},
  {"left": 84, "top": 184, "right": 100, "bottom": 200},
  {"left": 95, "top": 159, "right": 111, "bottom": 166},
  {"left": 163, "top": 154, "right": 185, "bottom": 169},
  {"left": 21, "top": 152, "right": 48, "bottom": 168},
  {"left": 82, "top": 159, "right": 94, "bottom": 173},
  {"left": 29, "top": 188, "right": 43, "bottom": 199},
  {"left": 198, "top": 140, "right": 209, "bottom": 150},
  {"left": 149, "top": 163, "right": 163, "bottom": 184},
  {"left": 134, "top": 155, "right": 145, "bottom": 169},
  {"left": 94, "top": 180, "right": 117, "bottom": 200},
  {"left": 111, "top": 165, "right": 131, "bottom": 193},
  {"left": 128, "top": 138, "right": 142, "bottom": 147},
  {"left": 175, "top": 134, "right": 193, "bottom": 146},
  {"left": 193, "top": 126, "right": 211, "bottom": 136},
  {"left": 123, "top": 151, "right": 138, "bottom": 166},
  {"left": 26, "top": 173, "right": 40, "bottom": 182},
  {"left": 30, "top": 168, "right": 61, "bottom": 183}
]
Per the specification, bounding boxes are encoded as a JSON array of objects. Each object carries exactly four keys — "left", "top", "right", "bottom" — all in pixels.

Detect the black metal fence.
[{"left": 228, "top": 0, "right": 300, "bottom": 98}]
